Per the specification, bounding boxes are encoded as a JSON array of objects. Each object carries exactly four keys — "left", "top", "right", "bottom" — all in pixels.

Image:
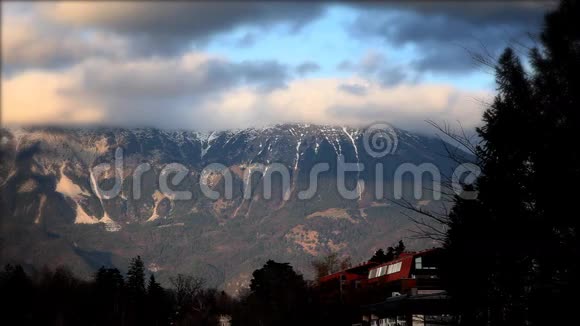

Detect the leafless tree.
[
  {"left": 311, "top": 253, "right": 352, "bottom": 279},
  {"left": 394, "top": 121, "right": 483, "bottom": 243},
  {"left": 170, "top": 274, "right": 205, "bottom": 311}
]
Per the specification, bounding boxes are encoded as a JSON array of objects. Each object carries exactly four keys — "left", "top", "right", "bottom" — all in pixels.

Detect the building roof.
[
  {"left": 318, "top": 248, "right": 442, "bottom": 283},
  {"left": 319, "top": 261, "right": 379, "bottom": 282}
]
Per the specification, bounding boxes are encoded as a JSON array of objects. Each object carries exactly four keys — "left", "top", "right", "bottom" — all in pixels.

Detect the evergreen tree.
[
  {"left": 394, "top": 240, "right": 406, "bottom": 257},
  {"left": 95, "top": 266, "right": 124, "bottom": 291},
  {"left": 94, "top": 267, "right": 124, "bottom": 325},
  {"left": 126, "top": 256, "right": 146, "bottom": 296},
  {"left": 0, "top": 265, "right": 33, "bottom": 325},
  {"left": 369, "top": 249, "right": 387, "bottom": 263},
  {"left": 147, "top": 274, "right": 163, "bottom": 296},
  {"left": 146, "top": 274, "right": 169, "bottom": 326},
  {"left": 385, "top": 246, "right": 395, "bottom": 261},
  {"left": 442, "top": 1, "right": 580, "bottom": 325},
  {"left": 445, "top": 46, "right": 542, "bottom": 326},
  {"left": 526, "top": 1, "right": 580, "bottom": 323},
  {"left": 125, "top": 256, "right": 147, "bottom": 325},
  {"left": 246, "top": 260, "right": 311, "bottom": 326},
  {"left": 370, "top": 240, "right": 404, "bottom": 263}
]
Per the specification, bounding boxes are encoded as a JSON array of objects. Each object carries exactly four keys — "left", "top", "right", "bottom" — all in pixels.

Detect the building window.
[
  {"left": 386, "top": 262, "right": 402, "bottom": 275},
  {"left": 392, "top": 262, "right": 402, "bottom": 273},
  {"left": 415, "top": 257, "right": 422, "bottom": 269}
]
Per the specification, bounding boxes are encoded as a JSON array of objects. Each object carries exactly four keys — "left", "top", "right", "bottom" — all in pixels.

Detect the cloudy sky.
[{"left": 2, "top": 1, "right": 553, "bottom": 132}]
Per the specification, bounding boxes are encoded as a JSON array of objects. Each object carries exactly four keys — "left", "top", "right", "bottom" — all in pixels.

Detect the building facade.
[{"left": 318, "top": 248, "right": 456, "bottom": 326}]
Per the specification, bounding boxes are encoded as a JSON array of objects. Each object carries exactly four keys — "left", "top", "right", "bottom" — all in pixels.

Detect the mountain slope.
[{"left": 0, "top": 124, "right": 463, "bottom": 293}]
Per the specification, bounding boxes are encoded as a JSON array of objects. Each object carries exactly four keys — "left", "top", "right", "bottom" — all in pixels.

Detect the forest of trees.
[
  {"left": 0, "top": 256, "right": 235, "bottom": 326},
  {"left": 1, "top": 241, "right": 410, "bottom": 326},
  {"left": 369, "top": 240, "right": 406, "bottom": 264},
  {"left": 0, "top": 256, "right": 360, "bottom": 326}
]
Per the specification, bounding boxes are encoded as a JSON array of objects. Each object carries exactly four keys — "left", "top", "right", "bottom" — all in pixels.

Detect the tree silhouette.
[
  {"left": 96, "top": 266, "right": 124, "bottom": 287},
  {"left": 311, "top": 253, "right": 351, "bottom": 278},
  {"left": 244, "top": 260, "right": 311, "bottom": 326},
  {"left": 94, "top": 267, "right": 124, "bottom": 324},
  {"left": 146, "top": 274, "right": 170, "bottom": 326},
  {"left": 370, "top": 249, "right": 387, "bottom": 263},
  {"left": 125, "top": 256, "right": 147, "bottom": 325},
  {"left": 147, "top": 274, "right": 163, "bottom": 296},
  {"left": 0, "top": 264, "right": 33, "bottom": 325},
  {"left": 440, "top": 1, "right": 580, "bottom": 325},
  {"left": 0, "top": 260, "right": 236, "bottom": 326},
  {"left": 394, "top": 240, "right": 406, "bottom": 257},
  {"left": 370, "top": 240, "right": 405, "bottom": 263},
  {"left": 126, "top": 256, "right": 146, "bottom": 297}
]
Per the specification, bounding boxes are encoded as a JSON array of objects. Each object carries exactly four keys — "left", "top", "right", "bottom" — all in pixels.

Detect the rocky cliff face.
[{"left": 0, "top": 124, "right": 462, "bottom": 293}]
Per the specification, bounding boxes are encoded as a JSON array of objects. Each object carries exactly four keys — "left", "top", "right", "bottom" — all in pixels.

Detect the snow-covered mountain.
[{"left": 0, "top": 124, "right": 463, "bottom": 293}]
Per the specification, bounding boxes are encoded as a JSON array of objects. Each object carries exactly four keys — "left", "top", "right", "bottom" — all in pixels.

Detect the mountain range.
[{"left": 0, "top": 124, "right": 463, "bottom": 293}]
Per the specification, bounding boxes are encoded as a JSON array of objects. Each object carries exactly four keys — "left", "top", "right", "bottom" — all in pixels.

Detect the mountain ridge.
[{"left": 0, "top": 123, "right": 463, "bottom": 293}]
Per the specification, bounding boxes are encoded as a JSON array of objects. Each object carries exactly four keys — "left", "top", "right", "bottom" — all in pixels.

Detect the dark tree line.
[
  {"left": 233, "top": 260, "right": 316, "bottom": 326},
  {"left": 435, "top": 1, "right": 580, "bottom": 325},
  {"left": 0, "top": 257, "right": 234, "bottom": 326},
  {"left": 0, "top": 258, "right": 358, "bottom": 326},
  {"left": 232, "top": 259, "right": 368, "bottom": 326},
  {"left": 370, "top": 240, "right": 406, "bottom": 264}
]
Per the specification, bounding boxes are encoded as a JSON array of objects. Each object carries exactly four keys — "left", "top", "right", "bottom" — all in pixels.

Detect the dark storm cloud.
[
  {"left": 45, "top": 2, "right": 326, "bottom": 56},
  {"left": 10, "top": 1, "right": 552, "bottom": 75},
  {"left": 338, "top": 51, "right": 410, "bottom": 87},
  {"left": 296, "top": 61, "right": 321, "bottom": 75},
  {"left": 51, "top": 56, "right": 291, "bottom": 129},
  {"left": 2, "top": 12, "right": 130, "bottom": 72},
  {"left": 349, "top": 1, "right": 554, "bottom": 73},
  {"left": 4, "top": 2, "right": 326, "bottom": 71},
  {"left": 71, "top": 58, "right": 289, "bottom": 100}
]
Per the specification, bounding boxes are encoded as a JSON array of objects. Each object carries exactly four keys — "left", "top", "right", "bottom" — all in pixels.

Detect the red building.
[
  {"left": 318, "top": 261, "right": 380, "bottom": 303},
  {"left": 318, "top": 248, "right": 456, "bottom": 325}
]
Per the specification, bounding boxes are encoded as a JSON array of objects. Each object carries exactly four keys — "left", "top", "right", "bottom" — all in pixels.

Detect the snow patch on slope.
[
  {"left": 74, "top": 204, "right": 99, "bottom": 224},
  {"left": 34, "top": 194, "right": 46, "bottom": 224},
  {"left": 56, "top": 164, "right": 89, "bottom": 199},
  {"left": 89, "top": 169, "right": 121, "bottom": 232},
  {"left": 147, "top": 190, "right": 165, "bottom": 222}
]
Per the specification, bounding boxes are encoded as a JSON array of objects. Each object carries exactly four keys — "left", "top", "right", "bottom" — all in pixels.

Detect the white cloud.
[
  {"left": 2, "top": 71, "right": 104, "bottom": 124},
  {"left": 2, "top": 51, "right": 491, "bottom": 133},
  {"left": 1, "top": 2, "right": 499, "bottom": 133},
  {"left": 197, "top": 77, "right": 490, "bottom": 132}
]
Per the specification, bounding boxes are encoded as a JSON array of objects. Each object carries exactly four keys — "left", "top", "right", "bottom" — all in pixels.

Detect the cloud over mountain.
[{"left": 1, "top": 1, "right": 544, "bottom": 132}]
